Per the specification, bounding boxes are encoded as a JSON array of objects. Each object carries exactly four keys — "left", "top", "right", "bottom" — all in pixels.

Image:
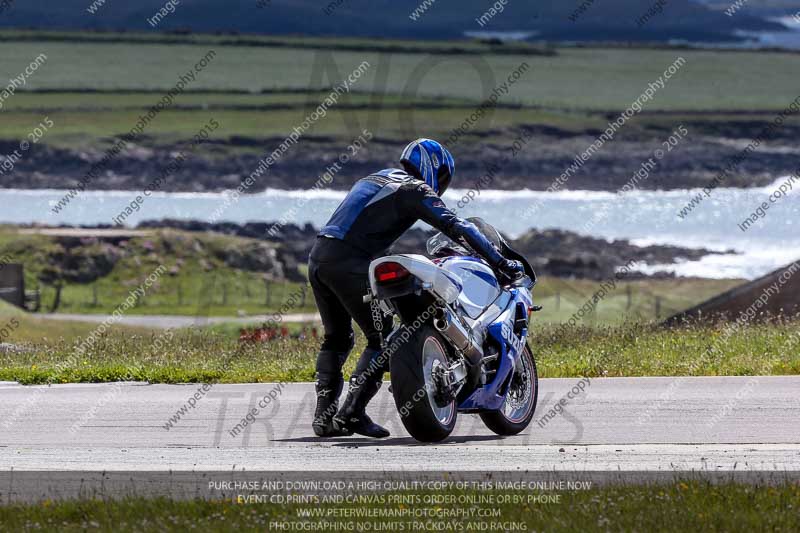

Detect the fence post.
[
  {"left": 626, "top": 285, "right": 632, "bottom": 310},
  {"left": 555, "top": 291, "right": 560, "bottom": 311},
  {"left": 134, "top": 279, "right": 143, "bottom": 307},
  {"left": 49, "top": 282, "right": 63, "bottom": 313},
  {"left": 264, "top": 279, "right": 271, "bottom": 306},
  {"left": 655, "top": 296, "right": 662, "bottom": 319}
]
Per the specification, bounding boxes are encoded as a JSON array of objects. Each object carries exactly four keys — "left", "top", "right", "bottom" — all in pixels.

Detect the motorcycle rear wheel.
[
  {"left": 480, "top": 345, "right": 538, "bottom": 436},
  {"left": 390, "top": 325, "right": 458, "bottom": 443}
]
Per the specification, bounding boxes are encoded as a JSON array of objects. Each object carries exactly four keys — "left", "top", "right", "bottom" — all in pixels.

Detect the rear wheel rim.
[
  {"left": 422, "top": 336, "right": 455, "bottom": 426},
  {"left": 502, "top": 349, "right": 534, "bottom": 423}
]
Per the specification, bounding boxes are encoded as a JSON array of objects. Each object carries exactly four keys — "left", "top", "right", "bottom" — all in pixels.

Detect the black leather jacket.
[{"left": 318, "top": 168, "right": 505, "bottom": 265}]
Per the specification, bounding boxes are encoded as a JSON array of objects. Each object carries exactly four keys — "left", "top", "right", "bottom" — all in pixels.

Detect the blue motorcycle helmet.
[{"left": 400, "top": 138, "right": 455, "bottom": 195}]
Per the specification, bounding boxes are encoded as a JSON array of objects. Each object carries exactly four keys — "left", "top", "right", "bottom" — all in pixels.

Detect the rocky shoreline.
[
  {"left": 134, "top": 219, "right": 732, "bottom": 280},
  {"left": 2, "top": 118, "right": 798, "bottom": 193}
]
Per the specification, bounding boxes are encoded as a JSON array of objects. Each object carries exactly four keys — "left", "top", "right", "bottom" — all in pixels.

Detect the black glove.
[{"left": 496, "top": 259, "right": 525, "bottom": 282}]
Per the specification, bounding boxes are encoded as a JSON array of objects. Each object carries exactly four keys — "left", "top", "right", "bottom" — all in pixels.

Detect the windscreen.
[{"left": 426, "top": 232, "right": 469, "bottom": 257}]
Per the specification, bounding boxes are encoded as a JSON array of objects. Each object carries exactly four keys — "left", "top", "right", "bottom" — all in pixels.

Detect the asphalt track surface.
[{"left": 2, "top": 376, "right": 799, "bottom": 473}]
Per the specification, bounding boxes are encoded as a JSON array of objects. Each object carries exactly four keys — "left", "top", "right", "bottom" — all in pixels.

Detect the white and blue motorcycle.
[{"left": 365, "top": 219, "right": 539, "bottom": 442}]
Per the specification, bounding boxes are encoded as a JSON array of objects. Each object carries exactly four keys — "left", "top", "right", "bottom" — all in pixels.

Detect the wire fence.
[{"left": 33, "top": 278, "right": 315, "bottom": 314}]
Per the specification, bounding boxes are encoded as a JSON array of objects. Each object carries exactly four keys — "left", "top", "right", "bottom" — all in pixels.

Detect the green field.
[
  {"left": 23, "top": 273, "right": 743, "bottom": 322},
  {"left": 1, "top": 31, "right": 800, "bottom": 147},
  {"left": 531, "top": 276, "right": 742, "bottom": 324},
  {"left": 0, "top": 103, "right": 616, "bottom": 149},
  {"left": 2, "top": 34, "right": 798, "bottom": 110},
  {"left": 0, "top": 483, "right": 797, "bottom": 532}
]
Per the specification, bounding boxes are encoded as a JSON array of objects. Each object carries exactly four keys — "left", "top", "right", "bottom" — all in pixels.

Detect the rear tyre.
[
  {"left": 480, "top": 345, "right": 538, "bottom": 436},
  {"left": 390, "top": 325, "right": 457, "bottom": 442}
]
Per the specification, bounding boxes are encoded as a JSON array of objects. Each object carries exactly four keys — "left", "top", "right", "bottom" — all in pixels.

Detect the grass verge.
[
  {"left": 0, "top": 483, "right": 798, "bottom": 532},
  {"left": 2, "top": 318, "right": 798, "bottom": 384}
]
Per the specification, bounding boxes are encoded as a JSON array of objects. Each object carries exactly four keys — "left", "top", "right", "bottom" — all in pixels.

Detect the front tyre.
[
  {"left": 480, "top": 345, "right": 538, "bottom": 436},
  {"left": 390, "top": 325, "right": 457, "bottom": 442}
]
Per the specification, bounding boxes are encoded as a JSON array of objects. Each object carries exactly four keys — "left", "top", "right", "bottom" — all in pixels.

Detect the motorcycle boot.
[
  {"left": 330, "top": 348, "right": 390, "bottom": 438},
  {"left": 313, "top": 349, "right": 352, "bottom": 437}
]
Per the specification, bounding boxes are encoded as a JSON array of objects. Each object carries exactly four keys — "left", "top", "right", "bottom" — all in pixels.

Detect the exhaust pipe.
[{"left": 433, "top": 308, "right": 483, "bottom": 366}]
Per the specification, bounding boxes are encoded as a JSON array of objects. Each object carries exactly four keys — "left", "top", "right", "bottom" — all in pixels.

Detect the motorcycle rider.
[{"left": 310, "top": 138, "right": 525, "bottom": 438}]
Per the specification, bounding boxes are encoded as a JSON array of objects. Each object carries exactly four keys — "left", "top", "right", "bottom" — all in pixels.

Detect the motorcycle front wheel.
[
  {"left": 480, "top": 345, "right": 538, "bottom": 436},
  {"left": 390, "top": 325, "right": 457, "bottom": 442}
]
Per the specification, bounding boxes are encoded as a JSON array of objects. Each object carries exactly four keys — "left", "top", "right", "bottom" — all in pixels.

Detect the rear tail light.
[{"left": 375, "top": 262, "right": 410, "bottom": 283}]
